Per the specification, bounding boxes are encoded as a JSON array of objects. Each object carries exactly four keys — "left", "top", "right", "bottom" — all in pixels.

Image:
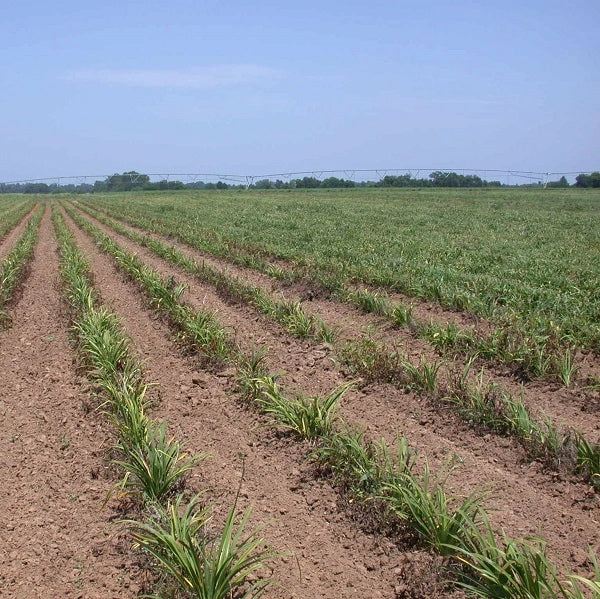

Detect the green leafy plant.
[
  {"left": 574, "top": 433, "right": 600, "bottom": 488},
  {"left": 382, "top": 461, "right": 488, "bottom": 555},
  {"left": 314, "top": 429, "right": 415, "bottom": 496},
  {"left": 255, "top": 380, "right": 353, "bottom": 440},
  {"left": 448, "top": 518, "right": 565, "bottom": 599},
  {"left": 127, "top": 494, "right": 275, "bottom": 599},
  {"left": 115, "top": 421, "right": 201, "bottom": 503},
  {"left": 401, "top": 355, "right": 442, "bottom": 395}
]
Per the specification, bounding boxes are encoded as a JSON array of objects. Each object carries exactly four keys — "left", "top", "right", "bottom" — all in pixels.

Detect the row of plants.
[
  {"left": 340, "top": 335, "right": 600, "bottom": 487},
  {"left": 235, "top": 350, "right": 600, "bottom": 598},
  {"left": 68, "top": 202, "right": 600, "bottom": 488},
  {"left": 340, "top": 287, "right": 581, "bottom": 387},
  {"left": 76, "top": 198, "right": 591, "bottom": 387},
  {"left": 76, "top": 189, "right": 600, "bottom": 358},
  {"left": 70, "top": 201, "right": 334, "bottom": 343},
  {"left": 66, "top": 203, "right": 600, "bottom": 597},
  {"left": 63, "top": 204, "right": 232, "bottom": 366},
  {"left": 0, "top": 198, "right": 36, "bottom": 239},
  {"left": 53, "top": 206, "right": 275, "bottom": 598},
  {"left": 0, "top": 204, "right": 43, "bottom": 328}
]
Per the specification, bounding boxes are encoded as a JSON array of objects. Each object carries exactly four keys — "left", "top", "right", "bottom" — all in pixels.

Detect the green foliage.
[
  {"left": 115, "top": 421, "right": 201, "bottom": 502},
  {"left": 254, "top": 379, "right": 352, "bottom": 440},
  {"left": 574, "top": 433, "right": 600, "bottom": 488},
  {"left": 345, "top": 288, "right": 390, "bottom": 316},
  {"left": 313, "top": 430, "right": 415, "bottom": 496},
  {"left": 0, "top": 206, "right": 43, "bottom": 326},
  {"left": 234, "top": 346, "right": 271, "bottom": 401},
  {"left": 79, "top": 188, "right": 600, "bottom": 362},
  {"left": 382, "top": 461, "right": 488, "bottom": 555},
  {"left": 126, "top": 494, "right": 275, "bottom": 599},
  {"left": 339, "top": 337, "right": 402, "bottom": 383}
]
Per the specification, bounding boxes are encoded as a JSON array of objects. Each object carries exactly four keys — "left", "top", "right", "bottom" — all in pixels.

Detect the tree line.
[{"left": 1, "top": 170, "right": 599, "bottom": 194}]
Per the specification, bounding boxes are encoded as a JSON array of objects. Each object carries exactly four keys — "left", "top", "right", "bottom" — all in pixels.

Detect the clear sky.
[{"left": 1, "top": 0, "right": 598, "bottom": 182}]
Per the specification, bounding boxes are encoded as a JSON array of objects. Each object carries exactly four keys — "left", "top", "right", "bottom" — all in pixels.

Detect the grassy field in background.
[{"left": 84, "top": 187, "right": 600, "bottom": 351}]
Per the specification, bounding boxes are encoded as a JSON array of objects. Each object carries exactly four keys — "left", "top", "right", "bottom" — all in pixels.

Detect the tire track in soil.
[
  {"left": 68, "top": 205, "right": 600, "bottom": 576},
  {"left": 0, "top": 205, "right": 142, "bottom": 598},
  {"left": 74, "top": 203, "right": 600, "bottom": 436},
  {"left": 61, "top": 209, "right": 429, "bottom": 598}
]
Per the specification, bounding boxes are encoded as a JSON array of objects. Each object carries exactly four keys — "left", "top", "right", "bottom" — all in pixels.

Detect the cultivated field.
[{"left": 0, "top": 188, "right": 599, "bottom": 598}]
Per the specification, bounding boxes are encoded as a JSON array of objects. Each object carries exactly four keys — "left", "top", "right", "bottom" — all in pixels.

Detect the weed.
[
  {"left": 401, "top": 355, "right": 442, "bottom": 395},
  {"left": 449, "top": 518, "right": 565, "bottom": 599},
  {"left": 390, "top": 303, "right": 414, "bottom": 327},
  {"left": 235, "top": 346, "right": 271, "bottom": 401},
  {"left": 555, "top": 347, "right": 579, "bottom": 387},
  {"left": 574, "top": 433, "right": 600, "bottom": 488}
]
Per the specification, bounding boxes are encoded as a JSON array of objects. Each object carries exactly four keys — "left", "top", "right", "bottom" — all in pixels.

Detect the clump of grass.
[
  {"left": 126, "top": 494, "right": 275, "bottom": 599},
  {"left": 448, "top": 369, "right": 566, "bottom": 462},
  {"left": 390, "top": 303, "right": 414, "bottom": 327},
  {"left": 401, "top": 355, "right": 443, "bottom": 395},
  {"left": 421, "top": 321, "right": 476, "bottom": 354},
  {"left": 339, "top": 337, "right": 402, "bottom": 383},
  {"left": 115, "top": 421, "right": 202, "bottom": 503},
  {"left": 313, "top": 429, "right": 415, "bottom": 497},
  {"left": 345, "top": 288, "right": 390, "bottom": 316},
  {"left": 554, "top": 347, "right": 579, "bottom": 387},
  {"left": 382, "top": 461, "right": 488, "bottom": 556},
  {"left": 235, "top": 346, "right": 271, "bottom": 401},
  {"left": 448, "top": 519, "right": 568, "bottom": 599},
  {"left": 254, "top": 379, "right": 353, "bottom": 440}
]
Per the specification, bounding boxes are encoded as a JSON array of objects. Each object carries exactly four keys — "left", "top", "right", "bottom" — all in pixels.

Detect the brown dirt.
[
  {"left": 65, "top": 204, "right": 599, "bottom": 580},
  {"left": 0, "top": 205, "right": 142, "bottom": 598}
]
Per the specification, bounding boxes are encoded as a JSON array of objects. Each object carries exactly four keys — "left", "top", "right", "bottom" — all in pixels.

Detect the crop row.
[
  {"left": 0, "top": 198, "right": 36, "bottom": 239},
  {"left": 78, "top": 188, "right": 600, "bottom": 357},
  {"left": 53, "top": 205, "right": 275, "bottom": 598},
  {"left": 0, "top": 205, "right": 43, "bottom": 327},
  {"left": 76, "top": 197, "right": 597, "bottom": 387},
  {"left": 67, "top": 201, "right": 600, "bottom": 487},
  {"left": 65, "top": 202, "right": 600, "bottom": 597}
]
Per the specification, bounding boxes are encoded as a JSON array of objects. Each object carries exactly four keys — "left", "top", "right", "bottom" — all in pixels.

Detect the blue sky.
[{"left": 1, "top": 0, "right": 598, "bottom": 182}]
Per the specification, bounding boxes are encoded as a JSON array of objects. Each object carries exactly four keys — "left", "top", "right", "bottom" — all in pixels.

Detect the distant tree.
[
  {"left": 547, "top": 176, "right": 570, "bottom": 188},
  {"left": 293, "top": 176, "right": 321, "bottom": 188},
  {"left": 23, "top": 182, "right": 51, "bottom": 194},
  {"left": 103, "top": 171, "right": 150, "bottom": 192},
  {"left": 575, "top": 172, "right": 600, "bottom": 188},
  {"left": 320, "top": 176, "right": 355, "bottom": 188},
  {"left": 254, "top": 179, "right": 273, "bottom": 189}
]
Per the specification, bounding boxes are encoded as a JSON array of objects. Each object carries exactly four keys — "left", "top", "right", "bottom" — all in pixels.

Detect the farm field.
[{"left": 0, "top": 189, "right": 599, "bottom": 598}]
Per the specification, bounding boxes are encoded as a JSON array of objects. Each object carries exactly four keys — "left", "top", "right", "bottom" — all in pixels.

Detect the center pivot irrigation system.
[{"left": 0, "top": 168, "right": 586, "bottom": 189}]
